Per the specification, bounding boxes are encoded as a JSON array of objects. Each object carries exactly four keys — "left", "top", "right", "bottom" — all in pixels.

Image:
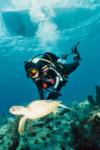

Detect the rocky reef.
[{"left": 0, "top": 86, "right": 100, "bottom": 150}]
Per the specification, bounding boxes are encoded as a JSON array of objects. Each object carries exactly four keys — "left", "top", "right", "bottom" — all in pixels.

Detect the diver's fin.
[
  {"left": 18, "top": 116, "right": 27, "bottom": 135},
  {"left": 71, "top": 41, "right": 80, "bottom": 53},
  {"left": 59, "top": 104, "right": 72, "bottom": 111},
  {"left": 75, "top": 41, "right": 80, "bottom": 48}
]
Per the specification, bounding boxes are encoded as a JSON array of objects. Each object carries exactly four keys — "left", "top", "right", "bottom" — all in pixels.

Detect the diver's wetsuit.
[
  {"left": 45, "top": 52, "right": 80, "bottom": 99},
  {"left": 24, "top": 51, "right": 81, "bottom": 100}
]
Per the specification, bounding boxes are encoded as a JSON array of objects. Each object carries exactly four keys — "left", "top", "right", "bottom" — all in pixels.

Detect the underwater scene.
[{"left": 0, "top": 0, "right": 100, "bottom": 149}]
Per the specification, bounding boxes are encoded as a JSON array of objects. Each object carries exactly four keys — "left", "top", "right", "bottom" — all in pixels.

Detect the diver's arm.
[
  {"left": 33, "top": 78, "right": 44, "bottom": 99},
  {"left": 36, "top": 85, "right": 44, "bottom": 99}
]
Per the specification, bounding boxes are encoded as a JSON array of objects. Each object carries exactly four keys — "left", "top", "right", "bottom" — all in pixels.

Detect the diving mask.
[{"left": 29, "top": 69, "right": 38, "bottom": 77}]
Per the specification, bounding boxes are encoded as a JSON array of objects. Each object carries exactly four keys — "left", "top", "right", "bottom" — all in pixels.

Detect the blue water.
[{"left": 0, "top": 0, "right": 100, "bottom": 113}]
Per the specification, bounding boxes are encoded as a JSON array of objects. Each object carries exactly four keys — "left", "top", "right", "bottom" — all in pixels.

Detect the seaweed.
[{"left": 88, "top": 85, "right": 100, "bottom": 106}]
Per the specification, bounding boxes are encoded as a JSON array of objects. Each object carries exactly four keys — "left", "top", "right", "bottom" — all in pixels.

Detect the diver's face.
[
  {"left": 31, "top": 71, "right": 39, "bottom": 78},
  {"left": 29, "top": 70, "right": 39, "bottom": 78}
]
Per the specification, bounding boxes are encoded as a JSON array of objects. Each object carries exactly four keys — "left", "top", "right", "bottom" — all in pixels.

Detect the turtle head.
[{"left": 9, "top": 106, "right": 26, "bottom": 115}]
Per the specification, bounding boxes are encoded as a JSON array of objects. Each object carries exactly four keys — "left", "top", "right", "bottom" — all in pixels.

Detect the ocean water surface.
[{"left": 0, "top": 0, "right": 100, "bottom": 113}]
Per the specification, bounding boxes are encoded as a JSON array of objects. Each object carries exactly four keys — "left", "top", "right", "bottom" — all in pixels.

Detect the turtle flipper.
[
  {"left": 18, "top": 116, "right": 27, "bottom": 134},
  {"left": 53, "top": 108, "right": 59, "bottom": 116},
  {"left": 59, "top": 104, "right": 72, "bottom": 111}
]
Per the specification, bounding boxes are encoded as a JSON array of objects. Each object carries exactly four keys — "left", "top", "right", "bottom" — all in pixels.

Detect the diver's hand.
[{"left": 47, "top": 90, "right": 61, "bottom": 99}]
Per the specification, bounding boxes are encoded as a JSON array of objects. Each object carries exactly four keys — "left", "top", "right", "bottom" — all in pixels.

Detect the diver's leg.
[{"left": 63, "top": 55, "right": 80, "bottom": 75}]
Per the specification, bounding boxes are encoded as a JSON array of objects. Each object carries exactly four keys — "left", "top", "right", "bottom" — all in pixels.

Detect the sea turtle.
[{"left": 9, "top": 100, "right": 71, "bottom": 134}]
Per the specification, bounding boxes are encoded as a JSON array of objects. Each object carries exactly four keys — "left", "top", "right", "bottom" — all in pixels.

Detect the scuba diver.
[{"left": 24, "top": 42, "right": 81, "bottom": 100}]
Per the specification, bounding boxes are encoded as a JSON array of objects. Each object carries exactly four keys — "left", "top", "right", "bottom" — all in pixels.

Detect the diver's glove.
[{"left": 47, "top": 90, "right": 61, "bottom": 99}]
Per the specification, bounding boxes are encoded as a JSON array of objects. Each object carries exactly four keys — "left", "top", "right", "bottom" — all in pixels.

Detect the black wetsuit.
[
  {"left": 24, "top": 51, "right": 81, "bottom": 100},
  {"left": 45, "top": 53, "right": 80, "bottom": 99}
]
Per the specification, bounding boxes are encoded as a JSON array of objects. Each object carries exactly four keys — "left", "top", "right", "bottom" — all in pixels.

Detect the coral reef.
[
  {"left": 0, "top": 117, "right": 19, "bottom": 150},
  {"left": 0, "top": 86, "right": 100, "bottom": 150}
]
